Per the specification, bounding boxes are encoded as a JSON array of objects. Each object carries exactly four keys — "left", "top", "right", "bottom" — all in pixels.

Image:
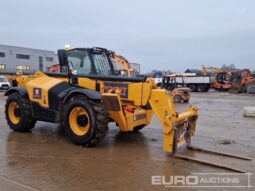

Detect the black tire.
[
  {"left": 197, "top": 84, "right": 208, "bottom": 92},
  {"left": 133, "top": 125, "right": 145, "bottom": 132},
  {"left": 64, "top": 96, "right": 108, "bottom": 146},
  {"left": 188, "top": 84, "right": 197, "bottom": 92},
  {"left": 5, "top": 93, "right": 36, "bottom": 132},
  {"left": 183, "top": 99, "right": 189, "bottom": 103}
]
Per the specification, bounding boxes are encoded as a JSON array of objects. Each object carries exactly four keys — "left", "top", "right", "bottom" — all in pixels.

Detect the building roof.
[{"left": 0, "top": 44, "right": 55, "bottom": 53}]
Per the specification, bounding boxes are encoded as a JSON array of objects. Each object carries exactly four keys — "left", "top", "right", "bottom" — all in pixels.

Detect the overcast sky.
[{"left": 1, "top": 0, "right": 255, "bottom": 72}]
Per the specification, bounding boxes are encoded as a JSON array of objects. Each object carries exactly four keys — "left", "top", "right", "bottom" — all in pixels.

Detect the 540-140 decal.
[{"left": 104, "top": 82, "right": 128, "bottom": 99}]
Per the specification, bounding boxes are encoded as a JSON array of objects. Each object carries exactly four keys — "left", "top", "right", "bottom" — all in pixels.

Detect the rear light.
[{"left": 124, "top": 106, "right": 135, "bottom": 113}]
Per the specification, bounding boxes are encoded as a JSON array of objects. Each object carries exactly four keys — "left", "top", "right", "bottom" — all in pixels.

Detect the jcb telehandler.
[{"left": 5, "top": 47, "right": 198, "bottom": 153}]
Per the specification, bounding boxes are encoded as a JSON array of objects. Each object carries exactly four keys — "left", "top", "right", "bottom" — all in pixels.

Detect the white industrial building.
[{"left": 0, "top": 44, "right": 58, "bottom": 74}]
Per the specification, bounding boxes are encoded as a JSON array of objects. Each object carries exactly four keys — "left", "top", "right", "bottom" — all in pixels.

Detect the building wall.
[{"left": 0, "top": 45, "right": 58, "bottom": 74}]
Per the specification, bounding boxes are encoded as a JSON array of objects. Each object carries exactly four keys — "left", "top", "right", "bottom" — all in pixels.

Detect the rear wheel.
[
  {"left": 64, "top": 96, "right": 108, "bottom": 146},
  {"left": 188, "top": 84, "right": 197, "bottom": 92},
  {"left": 5, "top": 93, "right": 36, "bottom": 132},
  {"left": 197, "top": 84, "right": 208, "bottom": 92}
]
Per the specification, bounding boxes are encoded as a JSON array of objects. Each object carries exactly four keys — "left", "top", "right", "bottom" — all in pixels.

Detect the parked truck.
[{"left": 162, "top": 73, "right": 211, "bottom": 92}]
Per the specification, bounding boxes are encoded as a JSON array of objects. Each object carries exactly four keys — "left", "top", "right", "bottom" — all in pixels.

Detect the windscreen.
[
  {"left": 92, "top": 52, "right": 112, "bottom": 76},
  {"left": 67, "top": 50, "right": 92, "bottom": 75}
]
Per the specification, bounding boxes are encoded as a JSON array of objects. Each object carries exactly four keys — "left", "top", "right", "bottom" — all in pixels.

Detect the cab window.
[
  {"left": 92, "top": 53, "right": 112, "bottom": 76},
  {"left": 67, "top": 50, "right": 92, "bottom": 75}
]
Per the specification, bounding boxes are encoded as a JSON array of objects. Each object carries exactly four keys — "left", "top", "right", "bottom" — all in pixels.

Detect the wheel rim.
[
  {"left": 8, "top": 101, "right": 21, "bottom": 124},
  {"left": 69, "top": 107, "right": 90, "bottom": 136}
]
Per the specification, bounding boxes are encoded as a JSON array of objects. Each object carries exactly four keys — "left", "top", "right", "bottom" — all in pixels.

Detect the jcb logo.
[{"left": 33, "top": 88, "right": 42, "bottom": 99}]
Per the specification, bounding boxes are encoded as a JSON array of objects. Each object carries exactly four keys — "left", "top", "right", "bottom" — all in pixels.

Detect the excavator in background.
[
  {"left": 109, "top": 52, "right": 136, "bottom": 77},
  {"left": 201, "top": 65, "right": 231, "bottom": 91},
  {"left": 211, "top": 71, "right": 232, "bottom": 91},
  {"left": 211, "top": 69, "right": 255, "bottom": 93},
  {"left": 227, "top": 69, "right": 255, "bottom": 93},
  {"left": 201, "top": 65, "right": 223, "bottom": 76},
  {"left": 201, "top": 65, "right": 255, "bottom": 93}
]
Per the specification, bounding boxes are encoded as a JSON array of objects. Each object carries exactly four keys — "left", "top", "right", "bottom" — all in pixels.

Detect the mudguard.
[
  {"left": 4, "top": 87, "right": 28, "bottom": 97},
  {"left": 62, "top": 88, "right": 102, "bottom": 104}
]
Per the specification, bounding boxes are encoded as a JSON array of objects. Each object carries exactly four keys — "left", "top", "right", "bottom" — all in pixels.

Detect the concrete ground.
[{"left": 0, "top": 90, "right": 254, "bottom": 191}]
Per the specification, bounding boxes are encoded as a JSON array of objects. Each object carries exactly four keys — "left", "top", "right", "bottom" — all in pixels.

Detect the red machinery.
[
  {"left": 47, "top": 64, "right": 60, "bottom": 73},
  {"left": 212, "top": 69, "right": 255, "bottom": 93}
]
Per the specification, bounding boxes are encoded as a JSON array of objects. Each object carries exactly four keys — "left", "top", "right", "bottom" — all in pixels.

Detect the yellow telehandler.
[{"left": 5, "top": 47, "right": 198, "bottom": 153}]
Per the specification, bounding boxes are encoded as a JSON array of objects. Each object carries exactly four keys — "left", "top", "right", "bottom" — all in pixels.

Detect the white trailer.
[{"left": 162, "top": 73, "right": 211, "bottom": 92}]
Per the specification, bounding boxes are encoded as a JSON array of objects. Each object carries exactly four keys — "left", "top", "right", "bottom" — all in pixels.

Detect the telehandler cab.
[{"left": 5, "top": 47, "right": 198, "bottom": 153}]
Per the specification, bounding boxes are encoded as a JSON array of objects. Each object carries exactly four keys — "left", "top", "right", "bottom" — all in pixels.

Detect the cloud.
[{"left": 0, "top": 0, "right": 255, "bottom": 72}]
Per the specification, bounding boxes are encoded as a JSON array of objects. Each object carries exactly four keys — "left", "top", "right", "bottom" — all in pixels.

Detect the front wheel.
[
  {"left": 64, "top": 96, "right": 109, "bottom": 146},
  {"left": 5, "top": 93, "right": 36, "bottom": 132}
]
